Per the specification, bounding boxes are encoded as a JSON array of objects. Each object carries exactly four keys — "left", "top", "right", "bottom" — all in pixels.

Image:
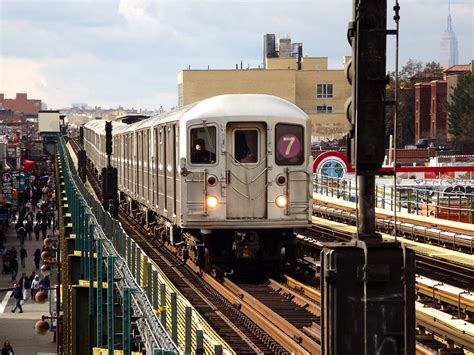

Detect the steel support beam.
[
  {"left": 107, "top": 256, "right": 115, "bottom": 355},
  {"left": 97, "top": 239, "right": 103, "bottom": 347}
]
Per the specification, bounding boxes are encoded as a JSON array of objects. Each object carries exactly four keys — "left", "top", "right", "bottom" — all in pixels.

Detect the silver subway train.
[{"left": 83, "top": 94, "right": 313, "bottom": 270}]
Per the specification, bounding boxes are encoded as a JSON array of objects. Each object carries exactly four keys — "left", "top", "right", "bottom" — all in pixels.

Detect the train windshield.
[
  {"left": 190, "top": 126, "right": 217, "bottom": 164},
  {"left": 234, "top": 130, "right": 258, "bottom": 163},
  {"left": 275, "top": 124, "right": 304, "bottom": 165}
]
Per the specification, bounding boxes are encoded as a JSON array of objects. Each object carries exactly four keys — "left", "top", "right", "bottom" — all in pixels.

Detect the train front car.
[{"left": 180, "top": 94, "right": 312, "bottom": 272}]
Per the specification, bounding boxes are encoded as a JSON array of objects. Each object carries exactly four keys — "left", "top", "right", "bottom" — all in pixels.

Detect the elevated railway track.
[
  {"left": 70, "top": 138, "right": 473, "bottom": 354},
  {"left": 313, "top": 194, "right": 474, "bottom": 254},
  {"left": 74, "top": 139, "right": 321, "bottom": 354},
  {"left": 305, "top": 217, "right": 473, "bottom": 290}
]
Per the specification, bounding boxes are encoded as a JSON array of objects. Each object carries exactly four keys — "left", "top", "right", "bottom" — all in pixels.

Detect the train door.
[{"left": 225, "top": 122, "right": 267, "bottom": 219}]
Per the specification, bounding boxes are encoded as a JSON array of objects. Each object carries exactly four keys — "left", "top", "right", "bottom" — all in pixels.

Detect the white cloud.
[
  {"left": 0, "top": 0, "right": 472, "bottom": 110},
  {"left": 0, "top": 56, "right": 48, "bottom": 98}
]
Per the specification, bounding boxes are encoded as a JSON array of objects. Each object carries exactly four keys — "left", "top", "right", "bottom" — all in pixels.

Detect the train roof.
[
  {"left": 181, "top": 94, "right": 308, "bottom": 122},
  {"left": 85, "top": 95, "right": 309, "bottom": 135},
  {"left": 83, "top": 120, "right": 127, "bottom": 134}
]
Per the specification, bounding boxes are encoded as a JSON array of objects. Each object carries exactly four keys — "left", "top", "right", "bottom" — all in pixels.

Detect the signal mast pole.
[
  {"left": 321, "top": 1, "right": 415, "bottom": 354},
  {"left": 102, "top": 121, "right": 118, "bottom": 218}
]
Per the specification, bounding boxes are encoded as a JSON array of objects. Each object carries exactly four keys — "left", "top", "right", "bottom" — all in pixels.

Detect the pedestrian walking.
[
  {"left": 46, "top": 209, "right": 53, "bottom": 229},
  {"left": 1, "top": 340, "right": 14, "bottom": 355},
  {"left": 18, "top": 205, "right": 27, "bottom": 221},
  {"left": 36, "top": 210, "right": 43, "bottom": 223},
  {"left": 33, "top": 249, "right": 41, "bottom": 269},
  {"left": 25, "top": 208, "right": 34, "bottom": 223},
  {"left": 34, "top": 222, "right": 40, "bottom": 240},
  {"left": 28, "top": 272, "right": 36, "bottom": 299},
  {"left": 19, "top": 247, "right": 27, "bottom": 268},
  {"left": 10, "top": 283, "right": 23, "bottom": 313},
  {"left": 40, "top": 221, "right": 48, "bottom": 240},
  {"left": 31, "top": 275, "right": 41, "bottom": 299},
  {"left": 18, "top": 273, "right": 29, "bottom": 302},
  {"left": 25, "top": 220, "right": 33, "bottom": 241},
  {"left": 17, "top": 225, "right": 26, "bottom": 246},
  {"left": 9, "top": 257, "right": 18, "bottom": 281}
]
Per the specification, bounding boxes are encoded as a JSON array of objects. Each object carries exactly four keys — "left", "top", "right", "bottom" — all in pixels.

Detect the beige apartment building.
[{"left": 177, "top": 35, "right": 352, "bottom": 139}]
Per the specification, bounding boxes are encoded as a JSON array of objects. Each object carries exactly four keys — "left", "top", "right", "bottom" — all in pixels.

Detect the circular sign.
[
  {"left": 318, "top": 159, "right": 346, "bottom": 178},
  {"left": 277, "top": 134, "right": 301, "bottom": 158},
  {"left": 2, "top": 172, "right": 12, "bottom": 183}
]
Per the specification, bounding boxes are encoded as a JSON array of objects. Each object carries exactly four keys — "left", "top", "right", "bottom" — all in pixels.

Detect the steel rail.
[
  {"left": 304, "top": 222, "right": 473, "bottom": 290},
  {"left": 201, "top": 274, "right": 320, "bottom": 355}
]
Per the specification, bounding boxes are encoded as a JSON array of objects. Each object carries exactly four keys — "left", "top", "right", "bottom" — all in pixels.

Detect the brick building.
[
  {"left": 429, "top": 80, "right": 447, "bottom": 143},
  {"left": 414, "top": 83, "right": 431, "bottom": 142},
  {"left": 0, "top": 93, "right": 42, "bottom": 114},
  {"left": 414, "top": 80, "right": 447, "bottom": 144},
  {"left": 178, "top": 34, "right": 352, "bottom": 139}
]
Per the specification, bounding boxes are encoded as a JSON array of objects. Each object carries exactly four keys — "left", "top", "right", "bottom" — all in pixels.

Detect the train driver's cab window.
[
  {"left": 234, "top": 130, "right": 258, "bottom": 164},
  {"left": 275, "top": 124, "right": 304, "bottom": 165},
  {"left": 190, "top": 126, "right": 217, "bottom": 164}
]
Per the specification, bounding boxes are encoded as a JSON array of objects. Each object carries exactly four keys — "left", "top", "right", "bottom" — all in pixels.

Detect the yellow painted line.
[
  {"left": 72, "top": 250, "right": 98, "bottom": 258},
  {"left": 92, "top": 347, "right": 141, "bottom": 354},
  {"left": 78, "top": 280, "right": 108, "bottom": 288}
]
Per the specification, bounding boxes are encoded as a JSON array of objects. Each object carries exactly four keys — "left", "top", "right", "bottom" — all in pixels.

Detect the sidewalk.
[{"left": 0, "top": 219, "right": 57, "bottom": 355}]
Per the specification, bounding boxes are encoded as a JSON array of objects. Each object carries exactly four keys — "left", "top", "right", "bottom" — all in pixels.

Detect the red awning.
[{"left": 22, "top": 159, "right": 37, "bottom": 171}]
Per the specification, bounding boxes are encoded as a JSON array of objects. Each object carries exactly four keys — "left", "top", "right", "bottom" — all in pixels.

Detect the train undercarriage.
[{"left": 118, "top": 193, "right": 297, "bottom": 275}]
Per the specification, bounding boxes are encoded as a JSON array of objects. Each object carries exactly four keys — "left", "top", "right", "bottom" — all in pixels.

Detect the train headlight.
[
  {"left": 275, "top": 195, "right": 288, "bottom": 208},
  {"left": 206, "top": 195, "right": 219, "bottom": 209}
]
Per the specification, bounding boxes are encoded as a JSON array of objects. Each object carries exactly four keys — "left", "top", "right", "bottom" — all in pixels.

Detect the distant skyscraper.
[{"left": 440, "top": 1, "right": 459, "bottom": 68}]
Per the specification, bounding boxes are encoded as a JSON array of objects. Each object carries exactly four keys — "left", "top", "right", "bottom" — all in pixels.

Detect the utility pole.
[{"left": 321, "top": 1, "right": 415, "bottom": 354}]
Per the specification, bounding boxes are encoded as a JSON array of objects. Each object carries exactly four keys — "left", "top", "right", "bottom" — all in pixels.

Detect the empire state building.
[{"left": 440, "top": 4, "right": 459, "bottom": 67}]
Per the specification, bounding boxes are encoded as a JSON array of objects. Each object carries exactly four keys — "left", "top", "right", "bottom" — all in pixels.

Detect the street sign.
[{"left": 2, "top": 181, "right": 12, "bottom": 195}]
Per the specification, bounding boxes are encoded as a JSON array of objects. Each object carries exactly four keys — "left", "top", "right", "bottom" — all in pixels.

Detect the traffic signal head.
[
  {"left": 105, "top": 121, "right": 113, "bottom": 156},
  {"left": 346, "top": 0, "right": 388, "bottom": 172}
]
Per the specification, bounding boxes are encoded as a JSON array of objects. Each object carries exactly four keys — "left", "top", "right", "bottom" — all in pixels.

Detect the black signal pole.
[
  {"left": 78, "top": 127, "right": 87, "bottom": 183},
  {"left": 321, "top": 1, "right": 415, "bottom": 354},
  {"left": 101, "top": 122, "right": 118, "bottom": 218}
]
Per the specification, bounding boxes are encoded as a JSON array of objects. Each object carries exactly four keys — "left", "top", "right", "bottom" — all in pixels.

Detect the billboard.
[{"left": 38, "top": 111, "right": 60, "bottom": 133}]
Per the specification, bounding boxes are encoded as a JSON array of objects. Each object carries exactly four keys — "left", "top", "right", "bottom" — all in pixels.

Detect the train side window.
[
  {"left": 190, "top": 126, "right": 217, "bottom": 164},
  {"left": 234, "top": 130, "right": 258, "bottom": 163},
  {"left": 275, "top": 124, "right": 304, "bottom": 165}
]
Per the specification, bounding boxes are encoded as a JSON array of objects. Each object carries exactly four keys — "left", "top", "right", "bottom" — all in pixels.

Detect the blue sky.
[{"left": 0, "top": 0, "right": 472, "bottom": 110}]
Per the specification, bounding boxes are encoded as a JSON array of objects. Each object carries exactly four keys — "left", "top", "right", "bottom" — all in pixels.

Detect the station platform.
[
  {"left": 0, "top": 222, "right": 57, "bottom": 355},
  {"left": 312, "top": 215, "right": 474, "bottom": 269},
  {"left": 313, "top": 193, "right": 474, "bottom": 236}
]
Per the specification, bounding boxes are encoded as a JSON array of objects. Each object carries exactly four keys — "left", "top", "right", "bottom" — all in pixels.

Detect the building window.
[
  {"left": 315, "top": 64, "right": 321, "bottom": 70},
  {"left": 316, "top": 105, "right": 333, "bottom": 113},
  {"left": 317, "top": 84, "right": 333, "bottom": 98}
]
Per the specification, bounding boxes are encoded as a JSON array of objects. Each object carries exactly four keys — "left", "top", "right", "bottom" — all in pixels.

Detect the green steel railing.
[{"left": 58, "top": 138, "right": 232, "bottom": 355}]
